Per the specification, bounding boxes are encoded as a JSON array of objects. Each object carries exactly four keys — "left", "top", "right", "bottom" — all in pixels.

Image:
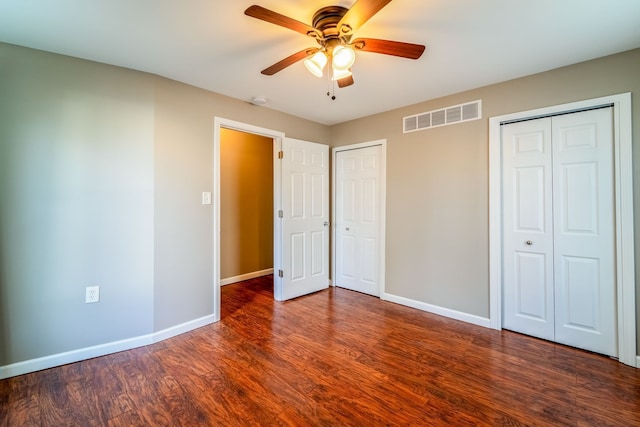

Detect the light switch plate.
[{"left": 202, "top": 192, "right": 212, "bottom": 205}]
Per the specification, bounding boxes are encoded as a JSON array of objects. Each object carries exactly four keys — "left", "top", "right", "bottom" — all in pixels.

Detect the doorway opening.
[
  {"left": 219, "top": 128, "right": 274, "bottom": 297},
  {"left": 213, "top": 118, "right": 285, "bottom": 321},
  {"left": 214, "top": 118, "right": 330, "bottom": 319}
]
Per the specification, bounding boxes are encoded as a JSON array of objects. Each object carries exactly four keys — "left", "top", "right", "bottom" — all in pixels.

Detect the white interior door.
[
  {"left": 502, "top": 108, "right": 617, "bottom": 357},
  {"left": 335, "top": 145, "right": 382, "bottom": 296},
  {"left": 551, "top": 108, "right": 616, "bottom": 355},
  {"left": 502, "top": 117, "right": 555, "bottom": 340},
  {"left": 277, "top": 137, "right": 329, "bottom": 301}
]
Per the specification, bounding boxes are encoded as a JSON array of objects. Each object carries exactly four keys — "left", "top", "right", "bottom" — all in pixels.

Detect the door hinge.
[
  {"left": 278, "top": 210, "right": 283, "bottom": 218},
  {"left": 278, "top": 151, "right": 284, "bottom": 159},
  {"left": 278, "top": 270, "right": 284, "bottom": 278}
]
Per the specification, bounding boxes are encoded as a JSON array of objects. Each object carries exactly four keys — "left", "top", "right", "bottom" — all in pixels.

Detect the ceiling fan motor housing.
[{"left": 312, "top": 6, "right": 350, "bottom": 45}]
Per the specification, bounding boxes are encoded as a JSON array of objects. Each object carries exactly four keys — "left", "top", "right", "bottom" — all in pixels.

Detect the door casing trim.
[
  {"left": 213, "top": 117, "right": 284, "bottom": 321},
  {"left": 488, "top": 93, "right": 636, "bottom": 367}
]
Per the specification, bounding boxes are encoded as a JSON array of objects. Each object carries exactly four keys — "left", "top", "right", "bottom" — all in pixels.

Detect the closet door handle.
[{"left": 525, "top": 240, "right": 533, "bottom": 246}]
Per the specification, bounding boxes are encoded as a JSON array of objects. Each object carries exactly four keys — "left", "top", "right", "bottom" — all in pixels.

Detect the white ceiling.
[{"left": 1, "top": 0, "right": 639, "bottom": 125}]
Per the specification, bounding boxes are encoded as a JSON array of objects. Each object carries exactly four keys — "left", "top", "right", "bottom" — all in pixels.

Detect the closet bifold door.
[
  {"left": 551, "top": 108, "right": 616, "bottom": 357},
  {"left": 501, "top": 117, "right": 555, "bottom": 342},
  {"left": 501, "top": 107, "right": 617, "bottom": 358}
]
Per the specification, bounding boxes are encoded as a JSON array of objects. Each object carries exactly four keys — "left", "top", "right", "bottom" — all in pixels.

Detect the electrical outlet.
[{"left": 85, "top": 286, "right": 100, "bottom": 303}]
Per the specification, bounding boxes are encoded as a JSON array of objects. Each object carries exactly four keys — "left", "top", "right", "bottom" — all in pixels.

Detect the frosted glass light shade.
[
  {"left": 332, "top": 45, "right": 356, "bottom": 70},
  {"left": 304, "top": 51, "right": 328, "bottom": 77},
  {"left": 331, "top": 67, "right": 352, "bottom": 80}
]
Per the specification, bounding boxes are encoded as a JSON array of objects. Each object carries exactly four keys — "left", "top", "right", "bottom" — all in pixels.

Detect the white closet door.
[
  {"left": 502, "top": 108, "right": 616, "bottom": 357},
  {"left": 502, "top": 118, "right": 555, "bottom": 341},
  {"left": 552, "top": 108, "right": 616, "bottom": 356},
  {"left": 334, "top": 145, "right": 382, "bottom": 296}
]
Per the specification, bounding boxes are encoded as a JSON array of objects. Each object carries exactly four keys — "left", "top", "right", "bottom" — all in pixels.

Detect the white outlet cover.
[{"left": 85, "top": 286, "right": 100, "bottom": 303}]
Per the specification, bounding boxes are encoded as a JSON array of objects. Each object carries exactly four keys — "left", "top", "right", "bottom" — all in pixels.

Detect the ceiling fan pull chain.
[{"left": 326, "top": 73, "right": 336, "bottom": 100}]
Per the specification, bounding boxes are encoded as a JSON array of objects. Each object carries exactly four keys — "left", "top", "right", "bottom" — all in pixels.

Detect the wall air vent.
[
  {"left": 404, "top": 116, "right": 417, "bottom": 132},
  {"left": 403, "top": 100, "right": 482, "bottom": 133}
]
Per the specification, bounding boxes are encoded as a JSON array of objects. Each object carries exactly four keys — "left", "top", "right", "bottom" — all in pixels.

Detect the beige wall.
[
  {"left": 0, "top": 43, "right": 156, "bottom": 365},
  {"left": 0, "top": 42, "right": 329, "bottom": 366},
  {"left": 151, "top": 72, "right": 328, "bottom": 331},
  {"left": 330, "top": 48, "right": 640, "bottom": 347},
  {"left": 1, "top": 40, "right": 638, "bottom": 370},
  {"left": 220, "top": 129, "right": 273, "bottom": 279}
]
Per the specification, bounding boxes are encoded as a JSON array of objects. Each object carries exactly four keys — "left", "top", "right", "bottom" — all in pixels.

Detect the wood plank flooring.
[{"left": 2, "top": 275, "right": 639, "bottom": 426}]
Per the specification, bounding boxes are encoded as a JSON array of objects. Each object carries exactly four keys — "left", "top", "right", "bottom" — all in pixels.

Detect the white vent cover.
[{"left": 403, "top": 100, "right": 482, "bottom": 133}]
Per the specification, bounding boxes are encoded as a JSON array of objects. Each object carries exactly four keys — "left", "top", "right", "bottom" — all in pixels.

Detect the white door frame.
[
  {"left": 488, "top": 93, "right": 636, "bottom": 367},
  {"left": 213, "top": 117, "right": 284, "bottom": 322},
  {"left": 331, "top": 139, "right": 387, "bottom": 295}
]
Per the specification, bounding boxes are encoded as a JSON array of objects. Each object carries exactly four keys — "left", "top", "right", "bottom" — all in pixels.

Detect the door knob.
[
  {"left": 346, "top": 227, "right": 350, "bottom": 231},
  {"left": 525, "top": 240, "right": 533, "bottom": 246},
  {"left": 323, "top": 221, "right": 329, "bottom": 227}
]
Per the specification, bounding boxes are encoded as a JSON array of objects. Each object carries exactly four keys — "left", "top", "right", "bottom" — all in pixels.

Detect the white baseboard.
[
  {"left": 220, "top": 268, "right": 274, "bottom": 286},
  {"left": 151, "top": 314, "right": 216, "bottom": 344},
  {"left": 381, "top": 292, "right": 491, "bottom": 328},
  {"left": 383, "top": 293, "right": 639, "bottom": 368},
  {"left": 2, "top": 299, "right": 632, "bottom": 378},
  {"left": 0, "top": 314, "right": 215, "bottom": 380}
]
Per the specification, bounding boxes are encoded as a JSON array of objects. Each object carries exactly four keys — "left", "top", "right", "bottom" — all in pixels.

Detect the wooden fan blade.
[
  {"left": 337, "top": 0, "right": 392, "bottom": 34},
  {"left": 261, "top": 48, "right": 318, "bottom": 75},
  {"left": 337, "top": 74, "right": 355, "bottom": 88},
  {"left": 351, "top": 38, "right": 425, "bottom": 59},
  {"left": 245, "top": 5, "right": 321, "bottom": 38}
]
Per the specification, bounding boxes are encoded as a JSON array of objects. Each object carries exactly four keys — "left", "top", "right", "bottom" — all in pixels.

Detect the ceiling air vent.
[{"left": 403, "top": 100, "right": 482, "bottom": 133}]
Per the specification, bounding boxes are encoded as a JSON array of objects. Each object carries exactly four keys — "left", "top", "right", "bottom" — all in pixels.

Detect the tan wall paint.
[
  {"left": 220, "top": 129, "right": 273, "bottom": 279},
  {"left": 0, "top": 43, "right": 156, "bottom": 365},
  {"left": 151, "top": 71, "right": 328, "bottom": 331},
  {"left": 330, "top": 48, "right": 640, "bottom": 348},
  {"left": 0, "top": 42, "right": 329, "bottom": 366},
  {"left": 1, "top": 39, "right": 639, "bottom": 369}
]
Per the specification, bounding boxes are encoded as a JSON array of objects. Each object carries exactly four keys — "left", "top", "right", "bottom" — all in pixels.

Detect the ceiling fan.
[{"left": 244, "top": 0, "right": 426, "bottom": 89}]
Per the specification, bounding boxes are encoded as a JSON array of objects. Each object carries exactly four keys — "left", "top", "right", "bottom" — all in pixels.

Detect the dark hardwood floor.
[{"left": 2, "top": 275, "right": 639, "bottom": 426}]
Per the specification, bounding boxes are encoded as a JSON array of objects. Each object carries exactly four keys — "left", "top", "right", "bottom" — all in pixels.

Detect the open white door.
[{"left": 275, "top": 137, "right": 329, "bottom": 301}]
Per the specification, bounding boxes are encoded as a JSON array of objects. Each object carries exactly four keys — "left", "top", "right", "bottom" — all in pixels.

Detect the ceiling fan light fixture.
[
  {"left": 331, "top": 67, "right": 352, "bottom": 81},
  {"left": 332, "top": 45, "right": 356, "bottom": 70},
  {"left": 304, "top": 51, "right": 327, "bottom": 77},
  {"left": 245, "top": 2, "right": 426, "bottom": 91}
]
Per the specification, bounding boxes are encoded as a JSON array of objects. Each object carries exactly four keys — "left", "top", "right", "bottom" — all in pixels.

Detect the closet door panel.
[
  {"left": 552, "top": 108, "right": 616, "bottom": 357},
  {"left": 502, "top": 118, "right": 555, "bottom": 340}
]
